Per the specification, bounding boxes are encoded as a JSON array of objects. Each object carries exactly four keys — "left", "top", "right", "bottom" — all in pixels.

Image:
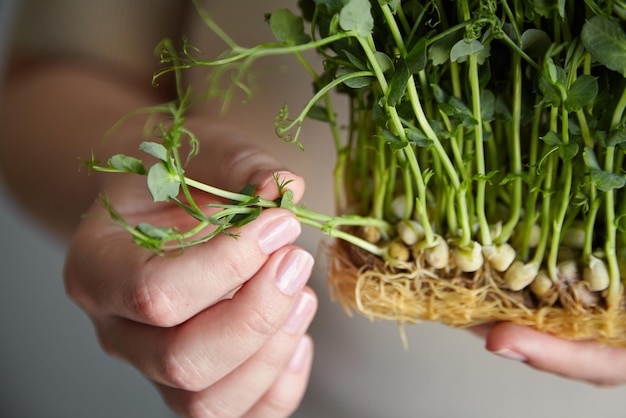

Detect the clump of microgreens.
[
  {"left": 88, "top": 24, "right": 387, "bottom": 256},
  {"left": 93, "top": 0, "right": 626, "bottom": 337}
]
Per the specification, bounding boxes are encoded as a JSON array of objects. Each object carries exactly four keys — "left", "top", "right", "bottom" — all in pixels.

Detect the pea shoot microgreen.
[{"left": 92, "top": 0, "right": 626, "bottom": 342}]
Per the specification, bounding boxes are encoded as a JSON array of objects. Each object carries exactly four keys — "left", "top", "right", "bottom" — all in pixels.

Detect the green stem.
[
  {"left": 469, "top": 53, "right": 491, "bottom": 246},
  {"left": 547, "top": 108, "right": 573, "bottom": 280},
  {"left": 276, "top": 70, "right": 374, "bottom": 143},
  {"left": 499, "top": 52, "right": 523, "bottom": 244},
  {"left": 605, "top": 85, "right": 626, "bottom": 307},
  {"left": 605, "top": 147, "right": 620, "bottom": 308},
  {"left": 357, "top": 34, "right": 435, "bottom": 244}
]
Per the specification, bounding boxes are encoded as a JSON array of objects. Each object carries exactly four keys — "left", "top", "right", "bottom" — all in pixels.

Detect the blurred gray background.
[
  {"left": 0, "top": 0, "right": 172, "bottom": 416},
  {"left": 0, "top": 185, "right": 175, "bottom": 418}
]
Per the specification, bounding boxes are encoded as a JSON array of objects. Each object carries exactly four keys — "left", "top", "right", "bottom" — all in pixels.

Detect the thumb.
[{"left": 185, "top": 121, "right": 305, "bottom": 203}]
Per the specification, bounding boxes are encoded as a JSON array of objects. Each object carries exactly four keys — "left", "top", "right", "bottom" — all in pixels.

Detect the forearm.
[{"left": 0, "top": 58, "right": 170, "bottom": 238}]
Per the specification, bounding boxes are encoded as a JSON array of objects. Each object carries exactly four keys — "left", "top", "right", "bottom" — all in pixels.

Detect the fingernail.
[
  {"left": 283, "top": 291, "right": 316, "bottom": 334},
  {"left": 259, "top": 216, "right": 301, "bottom": 254},
  {"left": 276, "top": 249, "right": 314, "bottom": 296},
  {"left": 288, "top": 335, "right": 313, "bottom": 373},
  {"left": 493, "top": 348, "right": 527, "bottom": 362}
]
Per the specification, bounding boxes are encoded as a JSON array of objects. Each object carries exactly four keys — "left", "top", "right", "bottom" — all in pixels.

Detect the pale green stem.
[
  {"left": 357, "top": 34, "right": 434, "bottom": 244},
  {"left": 499, "top": 52, "right": 523, "bottom": 243},
  {"left": 546, "top": 107, "right": 573, "bottom": 280},
  {"left": 469, "top": 53, "right": 491, "bottom": 246}
]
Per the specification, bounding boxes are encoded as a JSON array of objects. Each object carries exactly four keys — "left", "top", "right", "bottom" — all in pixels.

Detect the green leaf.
[
  {"left": 387, "top": 65, "right": 410, "bottom": 107},
  {"left": 379, "top": 0, "right": 401, "bottom": 12},
  {"left": 108, "top": 154, "right": 147, "bottom": 174},
  {"left": 387, "top": 38, "right": 428, "bottom": 107},
  {"left": 306, "top": 104, "right": 331, "bottom": 122},
  {"left": 405, "top": 37, "right": 428, "bottom": 73},
  {"left": 343, "top": 49, "right": 369, "bottom": 71},
  {"left": 607, "top": 127, "right": 626, "bottom": 147},
  {"left": 269, "top": 8, "right": 311, "bottom": 45},
  {"left": 590, "top": 169, "right": 626, "bottom": 191},
  {"left": 147, "top": 162, "right": 180, "bottom": 202},
  {"left": 139, "top": 141, "right": 168, "bottom": 161},
  {"left": 538, "top": 67, "right": 565, "bottom": 106},
  {"left": 405, "top": 128, "right": 433, "bottom": 147},
  {"left": 565, "top": 75, "right": 598, "bottom": 112},
  {"left": 582, "top": 16, "right": 626, "bottom": 77},
  {"left": 231, "top": 207, "right": 262, "bottom": 228},
  {"left": 558, "top": 142, "right": 579, "bottom": 161},
  {"left": 136, "top": 223, "right": 175, "bottom": 240},
  {"left": 339, "top": 0, "right": 373, "bottom": 37},
  {"left": 450, "top": 39, "right": 490, "bottom": 65},
  {"left": 429, "top": 28, "right": 463, "bottom": 66},
  {"left": 480, "top": 90, "right": 496, "bottom": 122},
  {"left": 280, "top": 188, "right": 296, "bottom": 210},
  {"left": 520, "top": 28, "right": 551, "bottom": 58},
  {"left": 337, "top": 67, "right": 374, "bottom": 88},
  {"left": 374, "top": 52, "right": 394, "bottom": 74},
  {"left": 541, "top": 131, "right": 562, "bottom": 146},
  {"left": 583, "top": 146, "right": 601, "bottom": 170},
  {"left": 529, "top": 0, "right": 566, "bottom": 18},
  {"left": 379, "top": 130, "right": 406, "bottom": 150},
  {"left": 313, "top": 0, "right": 345, "bottom": 15}
]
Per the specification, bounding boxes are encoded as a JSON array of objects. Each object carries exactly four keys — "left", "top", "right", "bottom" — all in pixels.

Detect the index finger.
[{"left": 65, "top": 207, "right": 302, "bottom": 327}]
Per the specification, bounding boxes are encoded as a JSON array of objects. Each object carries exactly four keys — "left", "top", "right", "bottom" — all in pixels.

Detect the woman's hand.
[
  {"left": 64, "top": 125, "right": 318, "bottom": 417},
  {"left": 484, "top": 323, "right": 626, "bottom": 386}
]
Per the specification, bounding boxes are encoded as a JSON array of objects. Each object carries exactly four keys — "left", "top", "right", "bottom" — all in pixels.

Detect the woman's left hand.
[{"left": 483, "top": 322, "right": 626, "bottom": 386}]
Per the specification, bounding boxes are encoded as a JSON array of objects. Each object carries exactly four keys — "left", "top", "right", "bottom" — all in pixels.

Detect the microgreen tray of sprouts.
[{"left": 92, "top": 0, "right": 626, "bottom": 345}]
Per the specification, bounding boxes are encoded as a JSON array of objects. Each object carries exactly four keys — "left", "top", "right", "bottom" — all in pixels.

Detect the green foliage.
[{"left": 94, "top": 0, "right": 626, "bottom": 294}]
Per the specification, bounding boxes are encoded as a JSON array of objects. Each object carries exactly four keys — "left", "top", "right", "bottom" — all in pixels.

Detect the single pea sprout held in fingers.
[{"left": 94, "top": 0, "right": 626, "bottom": 346}]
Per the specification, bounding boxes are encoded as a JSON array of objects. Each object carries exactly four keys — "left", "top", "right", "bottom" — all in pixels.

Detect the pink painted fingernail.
[
  {"left": 288, "top": 335, "right": 313, "bottom": 373},
  {"left": 282, "top": 291, "right": 316, "bottom": 334},
  {"left": 276, "top": 249, "right": 314, "bottom": 296},
  {"left": 259, "top": 216, "right": 301, "bottom": 254},
  {"left": 493, "top": 349, "right": 527, "bottom": 362}
]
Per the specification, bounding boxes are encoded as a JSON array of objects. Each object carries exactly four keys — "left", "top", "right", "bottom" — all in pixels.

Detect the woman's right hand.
[{"left": 63, "top": 124, "right": 318, "bottom": 417}]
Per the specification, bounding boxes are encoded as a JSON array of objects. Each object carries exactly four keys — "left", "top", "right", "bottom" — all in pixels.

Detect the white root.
[
  {"left": 583, "top": 255, "right": 610, "bottom": 292},
  {"left": 482, "top": 243, "right": 516, "bottom": 272},
  {"left": 504, "top": 261, "right": 539, "bottom": 291},
  {"left": 452, "top": 241, "right": 484, "bottom": 273}
]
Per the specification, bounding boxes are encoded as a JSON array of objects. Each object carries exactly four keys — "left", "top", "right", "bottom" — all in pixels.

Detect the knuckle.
[
  {"left": 129, "top": 280, "right": 180, "bottom": 327},
  {"left": 218, "top": 252, "right": 251, "bottom": 283},
  {"left": 161, "top": 349, "right": 208, "bottom": 392},
  {"left": 240, "top": 304, "right": 282, "bottom": 339}
]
